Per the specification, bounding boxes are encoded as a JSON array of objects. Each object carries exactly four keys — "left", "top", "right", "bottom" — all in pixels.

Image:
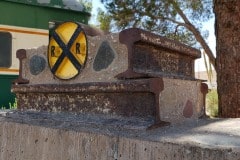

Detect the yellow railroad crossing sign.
[{"left": 48, "top": 22, "right": 87, "bottom": 79}]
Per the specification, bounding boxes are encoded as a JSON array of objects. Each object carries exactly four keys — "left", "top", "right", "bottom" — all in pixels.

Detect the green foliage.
[
  {"left": 100, "top": 0, "right": 213, "bottom": 47},
  {"left": 80, "top": 0, "right": 92, "bottom": 13},
  {"left": 97, "top": 8, "right": 112, "bottom": 32},
  {"left": 0, "top": 106, "right": 6, "bottom": 110},
  {"left": 206, "top": 89, "right": 218, "bottom": 117},
  {"left": 0, "top": 98, "right": 17, "bottom": 110},
  {"left": 9, "top": 98, "right": 17, "bottom": 110}
]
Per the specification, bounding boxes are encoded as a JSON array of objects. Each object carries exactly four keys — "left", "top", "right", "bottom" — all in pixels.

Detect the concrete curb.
[{"left": 1, "top": 111, "right": 240, "bottom": 160}]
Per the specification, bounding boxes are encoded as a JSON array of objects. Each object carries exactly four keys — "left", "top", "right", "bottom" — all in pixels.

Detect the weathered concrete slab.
[
  {"left": 0, "top": 111, "right": 240, "bottom": 160},
  {"left": 160, "top": 78, "right": 205, "bottom": 123}
]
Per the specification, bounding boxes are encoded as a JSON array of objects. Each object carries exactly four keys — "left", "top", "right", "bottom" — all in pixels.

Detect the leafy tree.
[
  {"left": 79, "top": 0, "right": 92, "bottom": 13},
  {"left": 206, "top": 90, "right": 218, "bottom": 117},
  {"left": 100, "top": 0, "right": 216, "bottom": 68},
  {"left": 97, "top": 8, "right": 112, "bottom": 32}
]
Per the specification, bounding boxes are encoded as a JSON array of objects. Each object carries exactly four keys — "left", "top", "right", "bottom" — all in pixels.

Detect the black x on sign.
[{"left": 48, "top": 22, "right": 87, "bottom": 79}]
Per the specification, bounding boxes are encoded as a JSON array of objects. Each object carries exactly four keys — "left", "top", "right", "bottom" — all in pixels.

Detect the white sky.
[
  {"left": 90, "top": 0, "right": 216, "bottom": 72},
  {"left": 89, "top": 0, "right": 105, "bottom": 24},
  {"left": 195, "top": 18, "right": 216, "bottom": 72}
]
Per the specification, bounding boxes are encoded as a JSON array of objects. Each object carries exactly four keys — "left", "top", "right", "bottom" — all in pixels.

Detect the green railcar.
[{"left": 0, "top": 0, "right": 90, "bottom": 108}]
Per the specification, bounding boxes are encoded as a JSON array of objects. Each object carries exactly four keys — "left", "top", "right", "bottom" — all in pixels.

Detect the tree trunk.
[{"left": 214, "top": 0, "right": 240, "bottom": 117}]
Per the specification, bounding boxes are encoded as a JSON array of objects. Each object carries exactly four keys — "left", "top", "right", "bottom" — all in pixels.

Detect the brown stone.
[{"left": 183, "top": 100, "right": 193, "bottom": 118}]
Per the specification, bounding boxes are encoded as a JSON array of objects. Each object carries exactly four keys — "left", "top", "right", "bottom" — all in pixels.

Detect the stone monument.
[{"left": 12, "top": 22, "right": 207, "bottom": 129}]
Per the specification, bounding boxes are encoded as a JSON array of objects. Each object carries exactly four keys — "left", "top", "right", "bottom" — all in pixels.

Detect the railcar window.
[{"left": 0, "top": 32, "right": 12, "bottom": 68}]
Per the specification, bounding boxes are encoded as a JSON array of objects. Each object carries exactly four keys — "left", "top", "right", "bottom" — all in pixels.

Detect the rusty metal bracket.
[
  {"left": 148, "top": 78, "right": 170, "bottom": 129},
  {"left": 199, "top": 83, "right": 209, "bottom": 118},
  {"left": 116, "top": 28, "right": 148, "bottom": 79},
  {"left": 12, "top": 78, "right": 170, "bottom": 129},
  {"left": 116, "top": 28, "right": 201, "bottom": 80},
  {"left": 13, "top": 49, "right": 29, "bottom": 84}
]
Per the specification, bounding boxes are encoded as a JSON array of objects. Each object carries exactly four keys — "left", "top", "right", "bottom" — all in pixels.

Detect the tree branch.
[
  {"left": 174, "top": 24, "right": 182, "bottom": 35},
  {"left": 169, "top": 0, "right": 216, "bottom": 69},
  {"left": 162, "top": 17, "right": 186, "bottom": 26}
]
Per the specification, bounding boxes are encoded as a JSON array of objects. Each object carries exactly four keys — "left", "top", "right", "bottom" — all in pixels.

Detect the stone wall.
[{"left": 1, "top": 112, "right": 240, "bottom": 160}]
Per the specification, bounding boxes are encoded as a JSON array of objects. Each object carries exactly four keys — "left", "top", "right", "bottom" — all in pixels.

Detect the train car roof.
[
  {"left": 0, "top": 0, "right": 91, "bottom": 29},
  {"left": 4, "top": 0, "right": 91, "bottom": 15}
]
